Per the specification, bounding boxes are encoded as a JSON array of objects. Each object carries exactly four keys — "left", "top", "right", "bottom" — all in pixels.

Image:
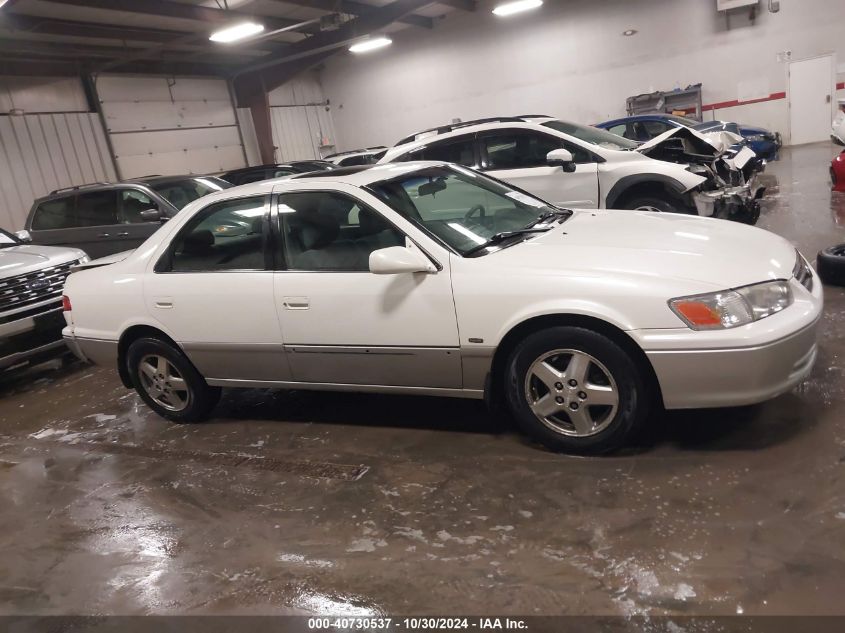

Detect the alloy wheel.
[
  {"left": 524, "top": 348, "right": 619, "bottom": 437},
  {"left": 138, "top": 354, "right": 191, "bottom": 412}
]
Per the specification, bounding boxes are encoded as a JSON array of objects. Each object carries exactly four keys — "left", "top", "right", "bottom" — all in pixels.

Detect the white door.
[
  {"left": 145, "top": 194, "right": 291, "bottom": 381},
  {"left": 479, "top": 130, "right": 599, "bottom": 207},
  {"left": 788, "top": 55, "right": 835, "bottom": 145},
  {"left": 273, "top": 188, "right": 462, "bottom": 388}
]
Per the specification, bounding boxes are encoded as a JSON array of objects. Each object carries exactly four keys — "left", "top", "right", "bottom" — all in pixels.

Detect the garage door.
[{"left": 96, "top": 75, "right": 247, "bottom": 179}]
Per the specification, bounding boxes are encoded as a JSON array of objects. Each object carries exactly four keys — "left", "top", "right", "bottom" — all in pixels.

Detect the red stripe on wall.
[{"left": 679, "top": 82, "right": 845, "bottom": 115}]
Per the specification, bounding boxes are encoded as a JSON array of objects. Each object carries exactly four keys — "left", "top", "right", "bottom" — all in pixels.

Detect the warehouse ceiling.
[{"left": 0, "top": 0, "right": 476, "bottom": 77}]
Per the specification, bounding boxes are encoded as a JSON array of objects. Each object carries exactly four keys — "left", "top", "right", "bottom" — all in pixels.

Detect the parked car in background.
[
  {"left": 831, "top": 150, "right": 845, "bottom": 192},
  {"left": 19, "top": 175, "right": 231, "bottom": 259},
  {"left": 379, "top": 115, "right": 762, "bottom": 223},
  {"left": 0, "top": 228, "right": 88, "bottom": 374},
  {"left": 62, "top": 162, "right": 821, "bottom": 454},
  {"left": 596, "top": 114, "right": 781, "bottom": 161},
  {"left": 221, "top": 161, "right": 335, "bottom": 186},
  {"left": 325, "top": 147, "right": 388, "bottom": 167}
]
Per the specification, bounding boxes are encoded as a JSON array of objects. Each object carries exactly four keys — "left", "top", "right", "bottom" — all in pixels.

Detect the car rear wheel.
[
  {"left": 505, "top": 326, "right": 649, "bottom": 454},
  {"left": 127, "top": 337, "right": 220, "bottom": 422},
  {"left": 621, "top": 195, "right": 687, "bottom": 214},
  {"left": 816, "top": 243, "right": 845, "bottom": 287}
]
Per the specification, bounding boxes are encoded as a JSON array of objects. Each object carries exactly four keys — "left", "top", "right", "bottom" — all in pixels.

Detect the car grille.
[{"left": 0, "top": 260, "right": 78, "bottom": 315}]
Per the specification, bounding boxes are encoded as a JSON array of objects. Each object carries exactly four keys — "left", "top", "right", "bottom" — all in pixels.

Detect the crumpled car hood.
[{"left": 637, "top": 126, "right": 730, "bottom": 156}]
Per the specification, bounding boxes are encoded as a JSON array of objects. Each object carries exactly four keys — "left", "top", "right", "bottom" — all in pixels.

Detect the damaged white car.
[{"left": 379, "top": 115, "right": 764, "bottom": 224}]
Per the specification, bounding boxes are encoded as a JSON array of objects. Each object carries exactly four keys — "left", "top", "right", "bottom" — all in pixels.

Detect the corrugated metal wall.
[
  {"left": 96, "top": 75, "right": 247, "bottom": 178},
  {"left": 0, "top": 113, "right": 116, "bottom": 231}
]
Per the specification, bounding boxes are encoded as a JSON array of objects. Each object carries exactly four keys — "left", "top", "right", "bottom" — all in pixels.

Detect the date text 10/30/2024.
[{"left": 307, "top": 618, "right": 529, "bottom": 630}]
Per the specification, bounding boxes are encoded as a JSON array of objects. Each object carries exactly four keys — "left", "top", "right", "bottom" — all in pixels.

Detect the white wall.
[
  {"left": 321, "top": 0, "right": 845, "bottom": 150},
  {"left": 0, "top": 76, "right": 89, "bottom": 114},
  {"left": 96, "top": 75, "right": 247, "bottom": 178}
]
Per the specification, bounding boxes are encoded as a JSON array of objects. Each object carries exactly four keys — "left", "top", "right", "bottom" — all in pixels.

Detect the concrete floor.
[{"left": 1, "top": 143, "right": 845, "bottom": 617}]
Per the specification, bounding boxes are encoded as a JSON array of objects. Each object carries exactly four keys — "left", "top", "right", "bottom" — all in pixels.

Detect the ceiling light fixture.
[
  {"left": 622, "top": 29, "right": 638, "bottom": 36},
  {"left": 209, "top": 22, "right": 265, "bottom": 43},
  {"left": 349, "top": 37, "right": 392, "bottom": 54},
  {"left": 492, "top": 0, "right": 543, "bottom": 17},
  {"left": 0, "top": 0, "right": 8, "bottom": 9}
]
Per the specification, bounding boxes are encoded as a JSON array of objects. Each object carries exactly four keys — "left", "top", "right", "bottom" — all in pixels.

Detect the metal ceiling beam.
[
  {"left": 275, "top": 0, "right": 435, "bottom": 29},
  {"left": 0, "top": 56, "right": 222, "bottom": 77},
  {"left": 0, "top": 13, "right": 275, "bottom": 53},
  {"left": 48, "top": 0, "right": 322, "bottom": 34}
]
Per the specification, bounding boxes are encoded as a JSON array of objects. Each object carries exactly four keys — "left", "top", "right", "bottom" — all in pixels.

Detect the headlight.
[
  {"left": 669, "top": 280, "right": 793, "bottom": 330},
  {"left": 78, "top": 254, "right": 90, "bottom": 264},
  {"left": 793, "top": 250, "right": 813, "bottom": 291},
  {"left": 745, "top": 134, "right": 768, "bottom": 142}
]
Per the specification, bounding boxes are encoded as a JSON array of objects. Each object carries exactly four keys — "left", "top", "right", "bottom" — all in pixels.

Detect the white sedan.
[{"left": 61, "top": 162, "right": 822, "bottom": 453}]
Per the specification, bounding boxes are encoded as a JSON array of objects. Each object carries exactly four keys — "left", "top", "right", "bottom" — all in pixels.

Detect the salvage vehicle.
[
  {"left": 62, "top": 162, "right": 821, "bottom": 453},
  {"left": 0, "top": 228, "right": 88, "bottom": 374},
  {"left": 596, "top": 114, "right": 781, "bottom": 161},
  {"left": 325, "top": 146, "right": 388, "bottom": 167},
  {"left": 19, "top": 176, "right": 231, "bottom": 259},
  {"left": 378, "top": 116, "right": 763, "bottom": 224},
  {"left": 221, "top": 161, "right": 336, "bottom": 186}
]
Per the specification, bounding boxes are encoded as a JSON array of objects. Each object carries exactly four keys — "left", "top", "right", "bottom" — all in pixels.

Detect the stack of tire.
[{"left": 817, "top": 245, "right": 845, "bottom": 286}]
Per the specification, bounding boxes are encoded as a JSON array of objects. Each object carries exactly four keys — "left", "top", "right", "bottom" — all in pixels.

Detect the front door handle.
[
  {"left": 116, "top": 231, "right": 129, "bottom": 237},
  {"left": 283, "top": 297, "right": 310, "bottom": 310},
  {"left": 154, "top": 299, "right": 173, "bottom": 309},
  {"left": 97, "top": 233, "right": 110, "bottom": 238}
]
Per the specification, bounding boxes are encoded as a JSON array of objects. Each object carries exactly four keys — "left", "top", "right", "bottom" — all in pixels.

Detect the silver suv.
[
  {"left": 0, "top": 228, "right": 87, "bottom": 373},
  {"left": 19, "top": 176, "right": 231, "bottom": 259}
]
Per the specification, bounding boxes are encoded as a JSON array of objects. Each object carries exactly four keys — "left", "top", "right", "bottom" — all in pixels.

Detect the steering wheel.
[{"left": 465, "top": 204, "right": 487, "bottom": 222}]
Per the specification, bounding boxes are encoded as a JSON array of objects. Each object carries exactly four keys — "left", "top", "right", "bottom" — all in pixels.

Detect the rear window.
[{"left": 32, "top": 196, "right": 76, "bottom": 230}]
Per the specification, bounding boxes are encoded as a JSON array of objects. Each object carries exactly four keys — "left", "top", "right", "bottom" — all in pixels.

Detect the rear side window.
[
  {"left": 481, "top": 131, "right": 562, "bottom": 170},
  {"left": 32, "top": 196, "right": 76, "bottom": 230},
  {"left": 75, "top": 190, "right": 119, "bottom": 226},
  {"left": 163, "top": 196, "right": 268, "bottom": 273},
  {"left": 400, "top": 137, "right": 478, "bottom": 167}
]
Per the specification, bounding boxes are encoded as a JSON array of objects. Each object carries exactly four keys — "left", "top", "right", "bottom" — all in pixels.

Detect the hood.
[
  {"left": 0, "top": 244, "right": 86, "bottom": 278},
  {"left": 492, "top": 209, "right": 795, "bottom": 291},
  {"left": 638, "top": 126, "right": 731, "bottom": 156},
  {"left": 72, "top": 249, "right": 134, "bottom": 272},
  {"left": 738, "top": 125, "right": 771, "bottom": 136}
]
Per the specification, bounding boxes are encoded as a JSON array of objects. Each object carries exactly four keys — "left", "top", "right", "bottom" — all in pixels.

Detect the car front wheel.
[
  {"left": 505, "top": 326, "right": 649, "bottom": 453},
  {"left": 621, "top": 195, "right": 687, "bottom": 214},
  {"left": 127, "top": 337, "right": 221, "bottom": 422}
]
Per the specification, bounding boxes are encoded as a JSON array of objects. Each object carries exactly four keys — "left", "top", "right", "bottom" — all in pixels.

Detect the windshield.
[
  {"left": 542, "top": 119, "right": 638, "bottom": 151},
  {"left": 0, "top": 228, "right": 20, "bottom": 248},
  {"left": 665, "top": 114, "right": 701, "bottom": 127},
  {"left": 368, "top": 166, "right": 562, "bottom": 256},
  {"left": 150, "top": 176, "right": 231, "bottom": 210}
]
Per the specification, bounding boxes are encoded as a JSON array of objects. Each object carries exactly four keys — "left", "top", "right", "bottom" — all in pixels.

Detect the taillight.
[{"left": 62, "top": 295, "right": 72, "bottom": 311}]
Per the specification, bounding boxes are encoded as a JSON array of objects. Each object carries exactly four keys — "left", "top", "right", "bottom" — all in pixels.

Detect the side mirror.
[
  {"left": 369, "top": 246, "right": 436, "bottom": 275},
  {"left": 14, "top": 230, "right": 32, "bottom": 243},
  {"left": 139, "top": 209, "right": 166, "bottom": 223},
  {"left": 547, "top": 149, "right": 576, "bottom": 173}
]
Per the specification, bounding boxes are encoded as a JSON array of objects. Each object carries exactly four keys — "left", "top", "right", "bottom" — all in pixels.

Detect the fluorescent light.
[
  {"left": 0, "top": 0, "right": 8, "bottom": 9},
  {"left": 209, "top": 22, "right": 264, "bottom": 43},
  {"left": 492, "top": 0, "right": 543, "bottom": 16},
  {"left": 349, "top": 37, "right": 392, "bottom": 54}
]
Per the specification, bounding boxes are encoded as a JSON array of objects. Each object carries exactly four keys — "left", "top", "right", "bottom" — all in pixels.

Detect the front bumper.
[
  {"left": 0, "top": 306, "right": 67, "bottom": 371},
  {"left": 633, "top": 273, "right": 823, "bottom": 410},
  {"left": 692, "top": 177, "right": 765, "bottom": 225}
]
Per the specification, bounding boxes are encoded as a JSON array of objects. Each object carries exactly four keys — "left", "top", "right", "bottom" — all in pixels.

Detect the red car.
[{"left": 832, "top": 150, "right": 845, "bottom": 192}]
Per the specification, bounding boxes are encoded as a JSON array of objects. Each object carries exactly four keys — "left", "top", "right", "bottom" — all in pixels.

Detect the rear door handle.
[
  {"left": 116, "top": 231, "right": 129, "bottom": 237},
  {"left": 97, "top": 233, "right": 110, "bottom": 238},
  {"left": 283, "top": 297, "right": 309, "bottom": 310},
  {"left": 154, "top": 299, "right": 173, "bottom": 309}
]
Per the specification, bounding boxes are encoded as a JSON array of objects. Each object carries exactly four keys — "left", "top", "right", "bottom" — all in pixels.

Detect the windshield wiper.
[
  {"left": 464, "top": 227, "right": 552, "bottom": 257},
  {"left": 527, "top": 208, "right": 573, "bottom": 227}
]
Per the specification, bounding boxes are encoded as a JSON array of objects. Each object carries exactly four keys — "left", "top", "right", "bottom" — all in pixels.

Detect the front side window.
[
  {"left": 368, "top": 166, "right": 561, "bottom": 256},
  {"left": 32, "top": 196, "right": 76, "bottom": 230},
  {"left": 400, "top": 136, "right": 478, "bottom": 168},
  {"left": 149, "top": 177, "right": 231, "bottom": 210},
  {"left": 542, "top": 119, "right": 638, "bottom": 151},
  {"left": 278, "top": 191, "right": 405, "bottom": 271},
  {"left": 164, "top": 196, "right": 267, "bottom": 272},
  {"left": 120, "top": 189, "right": 156, "bottom": 224},
  {"left": 75, "top": 190, "right": 119, "bottom": 227},
  {"left": 482, "top": 131, "right": 562, "bottom": 170}
]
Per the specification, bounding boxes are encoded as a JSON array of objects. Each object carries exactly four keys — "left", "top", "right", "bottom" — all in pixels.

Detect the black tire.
[
  {"left": 126, "top": 337, "right": 221, "bottom": 423},
  {"left": 621, "top": 195, "right": 687, "bottom": 214},
  {"left": 816, "top": 244, "right": 845, "bottom": 287},
  {"left": 505, "top": 326, "right": 649, "bottom": 454}
]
